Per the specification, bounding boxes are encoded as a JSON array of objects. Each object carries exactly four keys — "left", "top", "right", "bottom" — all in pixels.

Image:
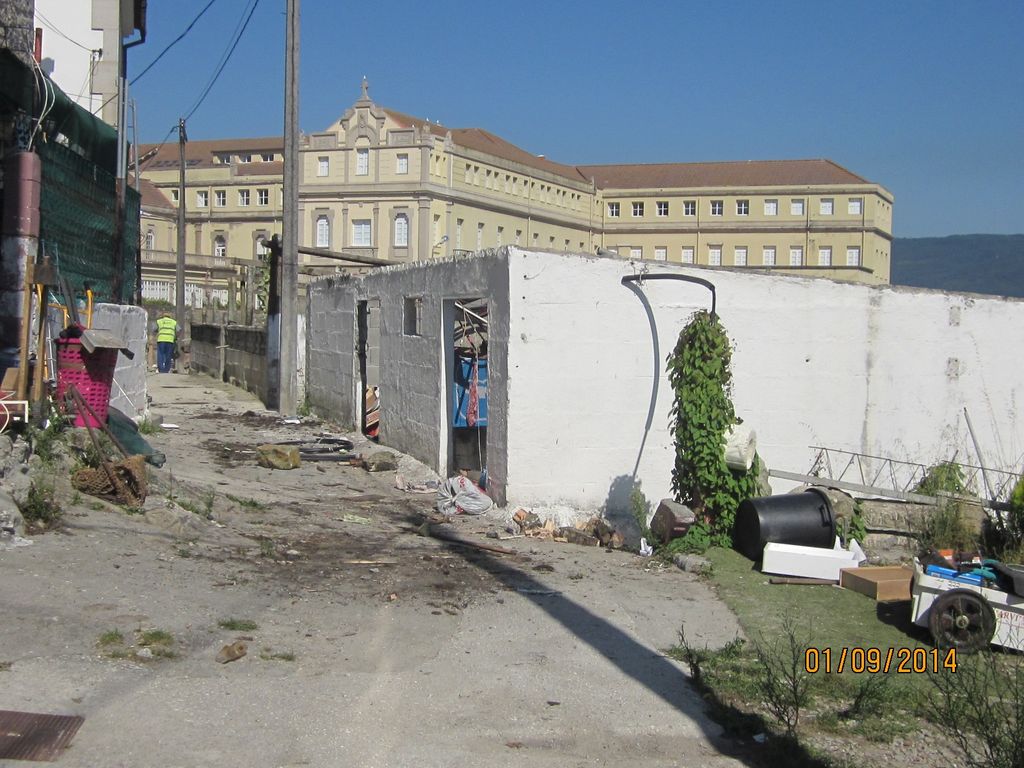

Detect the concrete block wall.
[
  {"left": 307, "top": 278, "right": 358, "bottom": 426},
  {"left": 92, "top": 303, "right": 148, "bottom": 420},
  {"left": 223, "top": 326, "right": 268, "bottom": 404},
  {"left": 190, "top": 324, "right": 223, "bottom": 379},
  {"left": 504, "top": 248, "right": 1024, "bottom": 514},
  {"left": 306, "top": 253, "right": 511, "bottom": 500}
]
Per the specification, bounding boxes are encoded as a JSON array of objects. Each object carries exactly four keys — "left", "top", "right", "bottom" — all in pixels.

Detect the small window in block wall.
[{"left": 403, "top": 297, "right": 422, "bottom": 336}]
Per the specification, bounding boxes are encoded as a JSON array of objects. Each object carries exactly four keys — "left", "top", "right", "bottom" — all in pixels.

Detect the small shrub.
[
  {"left": 915, "top": 501, "right": 978, "bottom": 554},
  {"left": 138, "top": 629, "right": 173, "bottom": 647},
  {"left": 227, "top": 494, "right": 265, "bottom": 510},
  {"left": 259, "top": 538, "right": 275, "bottom": 558},
  {"left": 752, "top": 616, "right": 817, "bottom": 738},
  {"left": 20, "top": 481, "right": 62, "bottom": 529},
  {"left": 928, "top": 649, "right": 1024, "bottom": 768},
  {"left": 260, "top": 649, "right": 295, "bottom": 662},
  {"left": 916, "top": 461, "right": 967, "bottom": 496},
  {"left": 630, "top": 483, "right": 651, "bottom": 542},
  {"left": 137, "top": 419, "right": 162, "bottom": 435}
]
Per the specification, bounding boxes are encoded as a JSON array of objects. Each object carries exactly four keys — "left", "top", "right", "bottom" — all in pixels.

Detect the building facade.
[{"left": 139, "top": 82, "right": 893, "bottom": 301}]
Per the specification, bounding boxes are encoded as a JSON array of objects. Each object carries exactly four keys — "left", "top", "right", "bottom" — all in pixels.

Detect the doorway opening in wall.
[
  {"left": 357, "top": 298, "right": 381, "bottom": 439},
  {"left": 444, "top": 297, "right": 488, "bottom": 485}
]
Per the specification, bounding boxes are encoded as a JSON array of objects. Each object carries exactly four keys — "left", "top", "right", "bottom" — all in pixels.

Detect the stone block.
[{"left": 650, "top": 499, "right": 695, "bottom": 544}]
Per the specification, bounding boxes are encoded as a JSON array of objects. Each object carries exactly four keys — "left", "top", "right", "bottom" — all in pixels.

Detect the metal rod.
[{"left": 620, "top": 272, "right": 717, "bottom": 316}]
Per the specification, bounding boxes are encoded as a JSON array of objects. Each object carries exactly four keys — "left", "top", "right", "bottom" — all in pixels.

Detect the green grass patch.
[
  {"left": 226, "top": 494, "right": 265, "bottom": 510},
  {"left": 260, "top": 648, "right": 295, "bottom": 662},
  {"left": 137, "top": 629, "right": 174, "bottom": 647},
  {"left": 218, "top": 618, "right": 258, "bottom": 632},
  {"left": 97, "top": 629, "right": 124, "bottom": 647}
]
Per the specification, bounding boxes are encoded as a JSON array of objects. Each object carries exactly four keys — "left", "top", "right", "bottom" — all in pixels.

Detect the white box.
[{"left": 761, "top": 541, "right": 861, "bottom": 581}]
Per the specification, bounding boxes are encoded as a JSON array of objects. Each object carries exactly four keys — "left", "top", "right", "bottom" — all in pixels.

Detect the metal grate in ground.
[{"left": 0, "top": 710, "right": 85, "bottom": 762}]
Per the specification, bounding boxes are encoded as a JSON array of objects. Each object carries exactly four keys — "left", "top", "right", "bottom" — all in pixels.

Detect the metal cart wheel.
[{"left": 928, "top": 589, "right": 996, "bottom": 653}]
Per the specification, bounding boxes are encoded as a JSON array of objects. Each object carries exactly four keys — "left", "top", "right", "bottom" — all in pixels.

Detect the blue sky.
[{"left": 128, "top": 0, "right": 1024, "bottom": 238}]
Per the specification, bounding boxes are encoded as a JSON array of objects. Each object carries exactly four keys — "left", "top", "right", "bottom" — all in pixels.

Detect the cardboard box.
[
  {"left": 841, "top": 566, "right": 913, "bottom": 601},
  {"left": 761, "top": 542, "right": 862, "bottom": 581}
]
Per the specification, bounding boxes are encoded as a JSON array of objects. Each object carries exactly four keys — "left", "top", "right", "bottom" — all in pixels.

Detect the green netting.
[{"left": 36, "top": 135, "right": 138, "bottom": 304}]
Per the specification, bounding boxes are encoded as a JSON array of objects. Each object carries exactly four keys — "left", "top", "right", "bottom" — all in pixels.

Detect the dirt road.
[{"left": 0, "top": 372, "right": 749, "bottom": 767}]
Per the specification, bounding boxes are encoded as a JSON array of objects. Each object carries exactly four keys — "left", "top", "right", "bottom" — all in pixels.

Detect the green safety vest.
[{"left": 156, "top": 316, "right": 177, "bottom": 343}]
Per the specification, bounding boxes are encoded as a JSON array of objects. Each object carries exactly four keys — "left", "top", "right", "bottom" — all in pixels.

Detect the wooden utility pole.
[
  {"left": 175, "top": 118, "right": 187, "bottom": 338},
  {"left": 278, "top": 0, "right": 300, "bottom": 415}
]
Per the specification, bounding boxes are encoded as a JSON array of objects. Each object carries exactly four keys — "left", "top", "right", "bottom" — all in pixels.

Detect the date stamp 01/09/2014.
[{"left": 804, "top": 647, "right": 958, "bottom": 674}]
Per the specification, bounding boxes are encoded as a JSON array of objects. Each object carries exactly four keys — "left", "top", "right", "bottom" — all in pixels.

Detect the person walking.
[{"left": 155, "top": 311, "right": 179, "bottom": 373}]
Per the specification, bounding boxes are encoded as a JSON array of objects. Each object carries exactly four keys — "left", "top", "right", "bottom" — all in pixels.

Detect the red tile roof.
[
  {"left": 577, "top": 159, "right": 871, "bottom": 189},
  {"left": 137, "top": 136, "right": 283, "bottom": 172},
  {"left": 135, "top": 177, "right": 173, "bottom": 210}
]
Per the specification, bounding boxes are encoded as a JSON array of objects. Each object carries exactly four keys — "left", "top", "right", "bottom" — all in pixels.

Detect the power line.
[
  {"left": 130, "top": 0, "right": 218, "bottom": 86},
  {"left": 35, "top": 9, "right": 97, "bottom": 53},
  {"left": 184, "top": 0, "right": 261, "bottom": 122},
  {"left": 135, "top": 124, "right": 178, "bottom": 173}
]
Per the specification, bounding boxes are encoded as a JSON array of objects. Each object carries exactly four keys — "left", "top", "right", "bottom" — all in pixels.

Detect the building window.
[
  {"left": 681, "top": 246, "right": 694, "bottom": 264},
  {"left": 316, "top": 216, "right": 330, "bottom": 248},
  {"left": 654, "top": 246, "right": 667, "bottom": 261},
  {"left": 238, "top": 189, "right": 249, "bottom": 207},
  {"left": 846, "top": 246, "right": 861, "bottom": 267},
  {"left": 514, "top": 229, "right": 521, "bottom": 245},
  {"left": 607, "top": 202, "right": 620, "bottom": 217},
  {"left": 394, "top": 214, "right": 409, "bottom": 247},
  {"left": 261, "top": 153, "right": 274, "bottom": 162},
  {"left": 403, "top": 297, "right": 422, "bottom": 336},
  {"left": 396, "top": 153, "right": 408, "bottom": 175},
  {"left": 790, "top": 198, "right": 804, "bottom": 216},
  {"left": 476, "top": 223, "right": 484, "bottom": 250},
  {"left": 317, "top": 157, "right": 329, "bottom": 177},
  {"left": 352, "top": 219, "right": 371, "bottom": 247},
  {"left": 214, "top": 190, "right": 226, "bottom": 207},
  {"left": 736, "top": 200, "right": 749, "bottom": 216},
  {"left": 820, "top": 198, "right": 834, "bottom": 215},
  {"left": 734, "top": 246, "right": 747, "bottom": 266},
  {"left": 656, "top": 201, "right": 669, "bottom": 217},
  {"left": 217, "top": 153, "right": 232, "bottom": 165},
  {"left": 710, "top": 200, "right": 723, "bottom": 216},
  {"left": 170, "top": 189, "right": 179, "bottom": 203},
  {"left": 708, "top": 245, "right": 722, "bottom": 266},
  {"left": 848, "top": 198, "right": 863, "bottom": 215},
  {"left": 214, "top": 235, "right": 226, "bottom": 258},
  {"left": 818, "top": 246, "right": 832, "bottom": 266},
  {"left": 464, "top": 164, "right": 472, "bottom": 184},
  {"left": 145, "top": 229, "right": 155, "bottom": 250},
  {"left": 632, "top": 201, "right": 644, "bottom": 217},
  {"left": 764, "top": 199, "right": 778, "bottom": 216},
  {"left": 239, "top": 154, "right": 251, "bottom": 163},
  {"left": 257, "top": 188, "right": 269, "bottom": 206},
  {"left": 456, "top": 219, "right": 463, "bottom": 249},
  {"left": 789, "top": 246, "right": 804, "bottom": 266},
  {"left": 683, "top": 200, "right": 696, "bottom": 216},
  {"left": 763, "top": 246, "right": 776, "bottom": 266},
  {"left": 196, "top": 190, "right": 208, "bottom": 207},
  {"left": 356, "top": 148, "right": 369, "bottom": 176},
  {"left": 630, "top": 247, "right": 643, "bottom": 259},
  {"left": 496, "top": 226, "right": 503, "bottom": 246}
]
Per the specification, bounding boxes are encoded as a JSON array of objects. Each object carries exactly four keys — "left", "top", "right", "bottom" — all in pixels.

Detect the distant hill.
[{"left": 891, "top": 235, "right": 1024, "bottom": 298}]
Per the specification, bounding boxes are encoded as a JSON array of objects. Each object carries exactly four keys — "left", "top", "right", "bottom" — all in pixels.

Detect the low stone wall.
[{"left": 191, "top": 323, "right": 269, "bottom": 404}]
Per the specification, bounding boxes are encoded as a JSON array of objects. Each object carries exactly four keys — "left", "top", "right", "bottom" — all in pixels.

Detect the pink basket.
[{"left": 55, "top": 338, "right": 118, "bottom": 427}]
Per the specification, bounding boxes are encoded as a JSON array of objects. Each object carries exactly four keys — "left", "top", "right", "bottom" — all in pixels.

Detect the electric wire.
[
  {"left": 35, "top": 9, "right": 96, "bottom": 53},
  {"left": 183, "top": 0, "right": 261, "bottom": 122},
  {"left": 129, "top": 0, "right": 218, "bottom": 86}
]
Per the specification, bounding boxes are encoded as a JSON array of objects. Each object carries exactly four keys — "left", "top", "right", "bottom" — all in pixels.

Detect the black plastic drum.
[{"left": 733, "top": 488, "right": 835, "bottom": 561}]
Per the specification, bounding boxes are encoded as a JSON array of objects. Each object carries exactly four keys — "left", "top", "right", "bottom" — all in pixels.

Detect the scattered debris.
[
  {"left": 72, "top": 454, "right": 148, "bottom": 507},
  {"left": 558, "top": 527, "right": 599, "bottom": 547},
  {"left": 351, "top": 451, "right": 398, "bottom": 472},
  {"left": 437, "top": 475, "right": 492, "bottom": 515},
  {"left": 639, "top": 538, "right": 654, "bottom": 557},
  {"left": 256, "top": 444, "right": 300, "bottom": 470},
  {"left": 386, "top": 593, "right": 399, "bottom": 602},
  {"left": 769, "top": 576, "right": 836, "bottom": 586},
  {"left": 422, "top": 523, "right": 516, "bottom": 555},
  {"left": 215, "top": 641, "right": 247, "bottom": 664},
  {"left": 840, "top": 565, "right": 913, "bottom": 601}
]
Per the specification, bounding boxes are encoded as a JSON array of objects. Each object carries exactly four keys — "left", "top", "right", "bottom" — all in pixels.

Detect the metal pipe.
[{"left": 620, "top": 272, "right": 717, "bottom": 317}]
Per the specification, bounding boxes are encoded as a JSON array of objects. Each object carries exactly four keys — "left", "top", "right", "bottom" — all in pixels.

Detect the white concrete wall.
[
  {"left": 92, "top": 303, "right": 148, "bottom": 420},
  {"left": 35, "top": 1, "right": 103, "bottom": 114},
  {"left": 504, "top": 248, "right": 1024, "bottom": 515}
]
